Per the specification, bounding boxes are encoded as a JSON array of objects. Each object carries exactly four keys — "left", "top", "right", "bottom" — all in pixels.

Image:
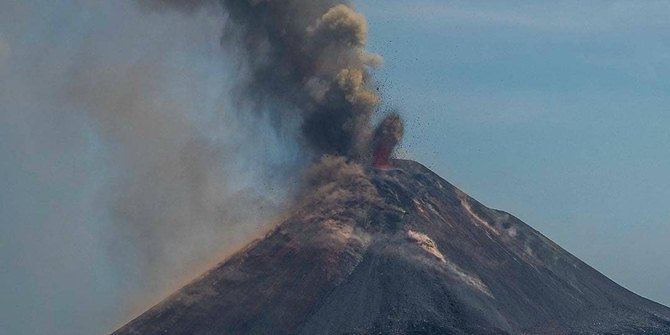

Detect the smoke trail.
[
  {"left": 67, "top": 58, "right": 293, "bottom": 301},
  {"left": 1, "top": 2, "right": 305, "bottom": 333},
  {"left": 141, "top": 0, "right": 400, "bottom": 161}
]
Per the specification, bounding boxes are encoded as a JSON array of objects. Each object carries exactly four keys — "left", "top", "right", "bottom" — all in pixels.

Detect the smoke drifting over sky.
[
  {"left": 145, "top": 0, "right": 395, "bottom": 160},
  {"left": 0, "top": 1, "right": 308, "bottom": 334},
  {"left": 1, "top": 1, "right": 401, "bottom": 334}
]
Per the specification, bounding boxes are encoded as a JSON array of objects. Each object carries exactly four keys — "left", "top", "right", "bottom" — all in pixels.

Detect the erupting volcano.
[{"left": 112, "top": 1, "right": 670, "bottom": 334}]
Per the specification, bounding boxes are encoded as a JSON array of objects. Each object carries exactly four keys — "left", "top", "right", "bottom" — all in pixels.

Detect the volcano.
[{"left": 113, "top": 160, "right": 670, "bottom": 335}]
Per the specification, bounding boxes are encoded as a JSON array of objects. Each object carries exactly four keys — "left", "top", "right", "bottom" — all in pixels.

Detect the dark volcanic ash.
[{"left": 141, "top": 0, "right": 401, "bottom": 162}]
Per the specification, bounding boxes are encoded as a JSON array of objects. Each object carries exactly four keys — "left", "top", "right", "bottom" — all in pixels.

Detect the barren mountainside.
[{"left": 114, "top": 160, "right": 670, "bottom": 335}]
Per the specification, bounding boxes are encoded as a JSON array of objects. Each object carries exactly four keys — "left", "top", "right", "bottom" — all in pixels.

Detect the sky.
[
  {"left": 358, "top": 0, "right": 670, "bottom": 308},
  {"left": 1, "top": 1, "right": 669, "bottom": 334}
]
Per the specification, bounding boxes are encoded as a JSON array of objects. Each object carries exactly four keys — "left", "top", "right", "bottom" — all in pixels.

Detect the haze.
[{"left": 1, "top": 1, "right": 668, "bottom": 334}]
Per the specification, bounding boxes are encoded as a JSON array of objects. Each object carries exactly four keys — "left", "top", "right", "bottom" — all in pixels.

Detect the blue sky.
[
  {"left": 0, "top": 1, "right": 669, "bottom": 334},
  {"left": 358, "top": 0, "right": 670, "bottom": 307}
]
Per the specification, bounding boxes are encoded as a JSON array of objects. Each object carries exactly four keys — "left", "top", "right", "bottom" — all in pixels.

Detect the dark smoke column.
[
  {"left": 141, "top": 0, "right": 403, "bottom": 162},
  {"left": 221, "top": 0, "right": 388, "bottom": 159}
]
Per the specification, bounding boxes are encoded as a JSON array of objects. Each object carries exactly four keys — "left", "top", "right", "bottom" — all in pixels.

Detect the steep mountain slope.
[{"left": 113, "top": 160, "right": 670, "bottom": 335}]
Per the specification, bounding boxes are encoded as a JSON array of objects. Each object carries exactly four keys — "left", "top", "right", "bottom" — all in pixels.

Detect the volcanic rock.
[{"left": 113, "top": 160, "right": 670, "bottom": 334}]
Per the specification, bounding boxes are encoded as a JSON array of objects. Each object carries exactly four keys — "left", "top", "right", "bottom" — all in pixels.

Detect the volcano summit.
[{"left": 113, "top": 160, "right": 670, "bottom": 335}]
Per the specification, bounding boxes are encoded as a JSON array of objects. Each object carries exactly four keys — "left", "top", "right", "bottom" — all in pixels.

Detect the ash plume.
[
  {"left": 303, "top": 155, "right": 381, "bottom": 208},
  {"left": 142, "top": 0, "right": 399, "bottom": 161},
  {"left": 1, "top": 1, "right": 404, "bottom": 334},
  {"left": 0, "top": 3, "right": 305, "bottom": 333}
]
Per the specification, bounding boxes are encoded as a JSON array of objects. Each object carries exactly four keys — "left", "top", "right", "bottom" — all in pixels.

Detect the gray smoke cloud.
[
  {"left": 67, "top": 57, "right": 295, "bottom": 303},
  {"left": 1, "top": 1, "right": 404, "bottom": 334},
  {"left": 0, "top": 2, "right": 300, "bottom": 334},
  {"left": 142, "top": 0, "right": 393, "bottom": 160},
  {"left": 135, "top": 2, "right": 407, "bottom": 234}
]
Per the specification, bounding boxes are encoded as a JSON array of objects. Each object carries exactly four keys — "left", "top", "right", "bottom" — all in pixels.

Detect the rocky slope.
[{"left": 113, "top": 160, "right": 670, "bottom": 334}]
